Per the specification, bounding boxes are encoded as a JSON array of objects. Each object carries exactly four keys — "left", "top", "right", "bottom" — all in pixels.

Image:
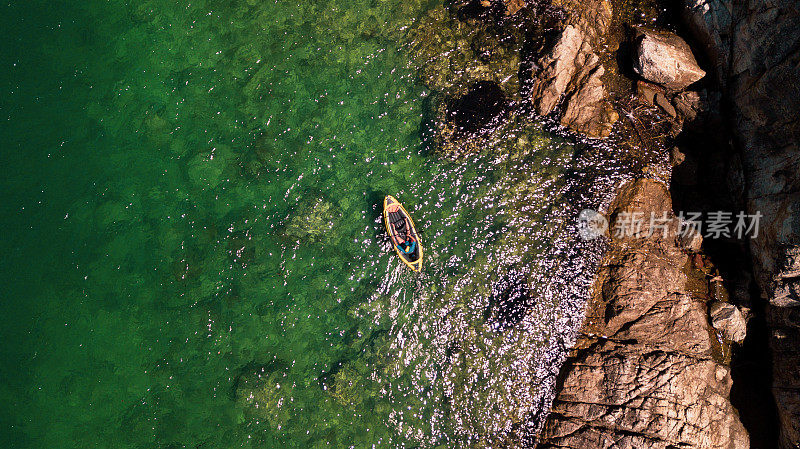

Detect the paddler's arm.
[{"left": 391, "top": 233, "right": 404, "bottom": 245}]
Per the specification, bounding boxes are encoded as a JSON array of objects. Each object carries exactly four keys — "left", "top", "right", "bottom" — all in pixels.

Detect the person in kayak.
[
  {"left": 391, "top": 220, "right": 415, "bottom": 254},
  {"left": 386, "top": 202, "right": 416, "bottom": 254},
  {"left": 398, "top": 236, "right": 416, "bottom": 254}
]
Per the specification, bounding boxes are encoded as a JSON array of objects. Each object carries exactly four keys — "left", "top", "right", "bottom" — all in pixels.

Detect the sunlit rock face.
[
  {"left": 538, "top": 179, "right": 750, "bottom": 449},
  {"left": 632, "top": 27, "right": 706, "bottom": 91},
  {"left": 528, "top": 25, "right": 618, "bottom": 138}
]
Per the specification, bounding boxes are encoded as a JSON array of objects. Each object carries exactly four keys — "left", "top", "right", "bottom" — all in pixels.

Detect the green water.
[{"left": 0, "top": 1, "right": 593, "bottom": 448}]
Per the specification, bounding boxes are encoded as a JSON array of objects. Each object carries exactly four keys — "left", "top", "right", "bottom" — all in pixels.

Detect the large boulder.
[
  {"left": 530, "top": 25, "right": 618, "bottom": 138},
  {"left": 538, "top": 179, "right": 749, "bottom": 449},
  {"left": 633, "top": 28, "right": 706, "bottom": 91}
]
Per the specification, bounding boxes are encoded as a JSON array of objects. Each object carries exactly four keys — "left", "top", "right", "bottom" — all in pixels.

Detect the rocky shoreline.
[
  {"left": 412, "top": 0, "right": 799, "bottom": 446},
  {"left": 538, "top": 0, "right": 800, "bottom": 445},
  {"left": 539, "top": 178, "right": 748, "bottom": 448}
]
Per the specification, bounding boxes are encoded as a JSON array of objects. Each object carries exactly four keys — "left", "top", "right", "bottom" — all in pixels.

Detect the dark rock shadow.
[
  {"left": 484, "top": 269, "right": 534, "bottom": 331},
  {"left": 446, "top": 80, "right": 509, "bottom": 137}
]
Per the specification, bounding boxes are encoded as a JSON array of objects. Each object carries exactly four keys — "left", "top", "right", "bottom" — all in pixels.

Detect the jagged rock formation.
[
  {"left": 538, "top": 179, "right": 749, "bottom": 449},
  {"left": 529, "top": 25, "right": 618, "bottom": 138},
  {"left": 680, "top": 1, "right": 800, "bottom": 446}
]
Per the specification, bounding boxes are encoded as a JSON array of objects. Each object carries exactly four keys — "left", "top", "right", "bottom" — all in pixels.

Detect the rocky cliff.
[
  {"left": 538, "top": 180, "right": 749, "bottom": 449},
  {"left": 536, "top": 0, "right": 799, "bottom": 445},
  {"left": 409, "top": 0, "right": 796, "bottom": 445},
  {"left": 680, "top": 1, "right": 800, "bottom": 446}
]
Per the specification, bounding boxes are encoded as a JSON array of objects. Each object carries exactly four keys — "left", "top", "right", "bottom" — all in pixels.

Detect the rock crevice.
[{"left": 680, "top": 0, "right": 800, "bottom": 446}]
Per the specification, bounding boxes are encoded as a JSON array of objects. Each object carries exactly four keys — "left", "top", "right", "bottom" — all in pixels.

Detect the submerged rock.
[
  {"left": 283, "top": 197, "right": 340, "bottom": 243},
  {"left": 327, "top": 363, "right": 367, "bottom": 407},
  {"left": 187, "top": 147, "right": 234, "bottom": 189},
  {"left": 235, "top": 366, "right": 292, "bottom": 429},
  {"left": 445, "top": 80, "right": 509, "bottom": 136},
  {"left": 633, "top": 27, "right": 706, "bottom": 91},
  {"left": 408, "top": 7, "right": 523, "bottom": 100},
  {"left": 710, "top": 301, "right": 747, "bottom": 343}
]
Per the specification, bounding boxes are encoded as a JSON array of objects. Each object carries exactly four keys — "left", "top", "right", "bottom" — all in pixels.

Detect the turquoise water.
[{"left": 0, "top": 1, "right": 599, "bottom": 447}]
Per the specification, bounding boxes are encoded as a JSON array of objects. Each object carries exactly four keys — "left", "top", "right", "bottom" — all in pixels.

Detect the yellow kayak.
[{"left": 383, "top": 195, "right": 423, "bottom": 272}]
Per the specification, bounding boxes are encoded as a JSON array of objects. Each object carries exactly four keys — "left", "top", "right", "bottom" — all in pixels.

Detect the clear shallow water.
[{"left": 1, "top": 1, "right": 607, "bottom": 448}]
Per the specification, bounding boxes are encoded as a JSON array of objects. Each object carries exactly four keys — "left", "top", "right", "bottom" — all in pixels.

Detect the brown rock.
[
  {"left": 530, "top": 25, "right": 618, "bottom": 138},
  {"left": 637, "top": 80, "right": 660, "bottom": 106},
  {"left": 670, "top": 146, "right": 687, "bottom": 167},
  {"left": 560, "top": 64, "right": 619, "bottom": 138},
  {"left": 530, "top": 26, "right": 588, "bottom": 116},
  {"left": 633, "top": 28, "right": 706, "bottom": 91},
  {"left": 503, "top": 0, "right": 525, "bottom": 16},
  {"left": 710, "top": 301, "right": 748, "bottom": 344},
  {"left": 655, "top": 92, "right": 677, "bottom": 118},
  {"left": 538, "top": 179, "right": 749, "bottom": 449},
  {"left": 542, "top": 342, "right": 747, "bottom": 449}
]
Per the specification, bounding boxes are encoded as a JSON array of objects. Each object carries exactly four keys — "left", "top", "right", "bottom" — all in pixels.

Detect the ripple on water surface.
[{"left": 1, "top": 0, "right": 614, "bottom": 448}]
